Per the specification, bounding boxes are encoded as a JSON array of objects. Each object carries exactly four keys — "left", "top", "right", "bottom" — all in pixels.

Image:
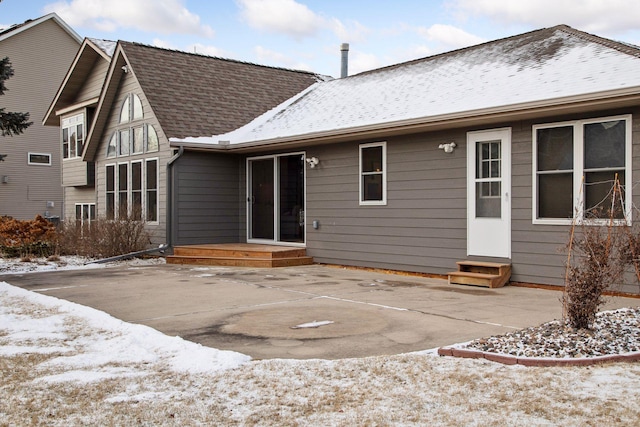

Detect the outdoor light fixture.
[
  {"left": 305, "top": 156, "right": 319, "bottom": 168},
  {"left": 438, "top": 142, "right": 457, "bottom": 153}
]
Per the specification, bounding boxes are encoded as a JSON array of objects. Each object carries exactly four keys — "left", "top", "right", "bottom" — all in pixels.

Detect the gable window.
[
  {"left": 533, "top": 115, "right": 631, "bottom": 224},
  {"left": 119, "top": 93, "right": 143, "bottom": 124},
  {"left": 107, "top": 125, "right": 159, "bottom": 159},
  {"left": 62, "top": 113, "right": 84, "bottom": 159},
  {"left": 359, "top": 142, "right": 387, "bottom": 205},
  {"left": 28, "top": 152, "right": 51, "bottom": 166}
]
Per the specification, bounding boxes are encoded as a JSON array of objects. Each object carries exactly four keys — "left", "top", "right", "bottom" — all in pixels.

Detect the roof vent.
[{"left": 340, "top": 43, "right": 349, "bottom": 78}]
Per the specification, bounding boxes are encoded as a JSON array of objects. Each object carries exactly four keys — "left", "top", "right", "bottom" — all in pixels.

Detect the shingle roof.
[
  {"left": 175, "top": 25, "right": 640, "bottom": 147},
  {"left": 119, "top": 42, "right": 326, "bottom": 139}
]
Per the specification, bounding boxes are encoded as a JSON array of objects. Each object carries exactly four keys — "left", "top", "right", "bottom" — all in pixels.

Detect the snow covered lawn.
[{"left": 1, "top": 258, "right": 640, "bottom": 425}]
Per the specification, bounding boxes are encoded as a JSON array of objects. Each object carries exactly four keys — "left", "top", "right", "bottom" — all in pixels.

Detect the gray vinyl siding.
[
  {"left": 62, "top": 187, "right": 96, "bottom": 220},
  {"left": 75, "top": 58, "right": 109, "bottom": 101},
  {"left": 301, "top": 108, "right": 640, "bottom": 293},
  {"left": 172, "top": 151, "right": 241, "bottom": 245},
  {"left": 305, "top": 131, "right": 468, "bottom": 273},
  {"left": 0, "top": 19, "right": 80, "bottom": 220},
  {"left": 93, "top": 71, "right": 170, "bottom": 246}
]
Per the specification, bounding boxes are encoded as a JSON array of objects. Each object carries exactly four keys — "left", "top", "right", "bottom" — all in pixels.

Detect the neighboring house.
[
  {"left": 168, "top": 25, "right": 640, "bottom": 294},
  {"left": 0, "top": 13, "right": 82, "bottom": 220},
  {"left": 44, "top": 40, "right": 325, "bottom": 243}
]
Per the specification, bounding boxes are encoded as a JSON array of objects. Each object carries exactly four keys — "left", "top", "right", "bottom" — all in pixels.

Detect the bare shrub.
[
  {"left": 57, "top": 215, "right": 151, "bottom": 258},
  {"left": 563, "top": 221, "right": 625, "bottom": 329},
  {"left": 563, "top": 177, "right": 630, "bottom": 330}
]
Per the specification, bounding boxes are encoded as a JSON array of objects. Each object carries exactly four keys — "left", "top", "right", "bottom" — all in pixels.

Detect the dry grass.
[{"left": 1, "top": 294, "right": 640, "bottom": 426}]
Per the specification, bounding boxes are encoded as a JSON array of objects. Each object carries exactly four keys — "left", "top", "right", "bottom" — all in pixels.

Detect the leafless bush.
[
  {"left": 563, "top": 220, "right": 625, "bottom": 329},
  {"left": 57, "top": 214, "right": 151, "bottom": 259}
]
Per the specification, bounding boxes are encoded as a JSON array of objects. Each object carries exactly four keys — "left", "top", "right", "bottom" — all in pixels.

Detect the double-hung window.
[
  {"left": 62, "top": 113, "right": 84, "bottom": 159},
  {"left": 533, "top": 115, "right": 631, "bottom": 224},
  {"left": 360, "top": 142, "right": 387, "bottom": 205}
]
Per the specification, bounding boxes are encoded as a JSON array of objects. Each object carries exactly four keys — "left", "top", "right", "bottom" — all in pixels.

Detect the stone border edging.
[{"left": 437, "top": 346, "right": 640, "bottom": 367}]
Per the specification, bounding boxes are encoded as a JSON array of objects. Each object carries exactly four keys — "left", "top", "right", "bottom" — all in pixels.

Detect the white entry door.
[{"left": 467, "top": 128, "right": 511, "bottom": 258}]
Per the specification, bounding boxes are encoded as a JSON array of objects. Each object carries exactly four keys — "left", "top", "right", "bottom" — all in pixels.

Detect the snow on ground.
[{"left": 1, "top": 257, "right": 640, "bottom": 425}]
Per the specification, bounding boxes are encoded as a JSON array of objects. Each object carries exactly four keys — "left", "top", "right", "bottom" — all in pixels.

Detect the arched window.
[
  {"left": 119, "top": 96, "right": 130, "bottom": 123},
  {"left": 118, "top": 94, "right": 144, "bottom": 124},
  {"left": 132, "top": 94, "right": 143, "bottom": 120},
  {"left": 146, "top": 124, "right": 159, "bottom": 152}
]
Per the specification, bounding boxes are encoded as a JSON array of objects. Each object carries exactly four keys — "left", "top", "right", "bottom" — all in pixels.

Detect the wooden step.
[
  {"left": 448, "top": 261, "right": 511, "bottom": 288},
  {"left": 167, "top": 244, "right": 313, "bottom": 268},
  {"left": 172, "top": 244, "right": 306, "bottom": 259}
]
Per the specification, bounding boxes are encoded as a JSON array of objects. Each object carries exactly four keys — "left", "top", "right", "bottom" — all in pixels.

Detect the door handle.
[{"left": 504, "top": 192, "right": 509, "bottom": 202}]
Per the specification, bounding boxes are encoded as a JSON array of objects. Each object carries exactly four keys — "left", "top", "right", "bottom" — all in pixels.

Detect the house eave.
[{"left": 171, "top": 86, "right": 640, "bottom": 153}]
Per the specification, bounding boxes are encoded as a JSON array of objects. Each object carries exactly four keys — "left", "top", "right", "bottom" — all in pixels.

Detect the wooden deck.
[{"left": 166, "top": 243, "right": 314, "bottom": 268}]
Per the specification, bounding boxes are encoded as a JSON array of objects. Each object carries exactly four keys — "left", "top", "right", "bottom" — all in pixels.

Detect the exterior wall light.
[
  {"left": 305, "top": 156, "right": 319, "bottom": 168},
  {"left": 438, "top": 142, "right": 457, "bottom": 153}
]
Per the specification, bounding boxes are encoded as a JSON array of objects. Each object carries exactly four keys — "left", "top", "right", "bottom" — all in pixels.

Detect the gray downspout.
[{"left": 166, "top": 145, "right": 184, "bottom": 250}]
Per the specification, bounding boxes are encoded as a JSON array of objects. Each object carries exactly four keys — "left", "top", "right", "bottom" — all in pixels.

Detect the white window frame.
[
  {"left": 75, "top": 203, "right": 96, "bottom": 227},
  {"left": 532, "top": 114, "right": 632, "bottom": 225},
  {"left": 61, "top": 113, "right": 85, "bottom": 160},
  {"left": 105, "top": 163, "right": 116, "bottom": 220},
  {"left": 359, "top": 141, "right": 387, "bottom": 206},
  {"left": 105, "top": 159, "right": 159, "bottom": 223},
  {"left": 28, "top": 152, "right": 52, "bottom": 166},
  {"left": 145, "top": 157, "right": 159, "bottom": 224}
]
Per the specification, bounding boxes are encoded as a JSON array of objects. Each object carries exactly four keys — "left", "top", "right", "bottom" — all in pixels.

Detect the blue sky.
[{"left": 2, "top": 0, "right": 640, "bottom": 77}]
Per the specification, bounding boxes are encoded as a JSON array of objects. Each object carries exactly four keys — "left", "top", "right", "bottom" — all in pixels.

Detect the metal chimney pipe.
[{"left": 340, "top": 43, "right": 349, "bottom": 78}]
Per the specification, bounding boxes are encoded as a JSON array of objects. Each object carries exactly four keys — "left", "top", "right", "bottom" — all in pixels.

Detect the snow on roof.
[
  {"left": 172, "top": 26, "right": 640, "bottom": 147},
  {"left": 88, "top": 38, "right": 116, "bottom": 58}
]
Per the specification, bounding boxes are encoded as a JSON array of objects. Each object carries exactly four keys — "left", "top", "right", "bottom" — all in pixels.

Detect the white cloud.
[
  {"left": 237, "top": 0, "right": 369, "bottom": 42},
  {"left": 330, "top": 18, "right": 370, "bottom": 43},
  {"left": 254, "top": 45, "right": 311, "bottom": 70},
  {"left": 237, "top": 0, "right": 323, "bottom": 38},
  {"left": 452, "top": 0, "right": 640, "bottom": 34},
  {"left": 348, "top": 51, "right": 382, "bottom": 75},
  {"left": 43, "top": 0, "right": 214, "bottom": 37},
  {"left": 418, "top": 24, "right": 486, "bottom": 49}
]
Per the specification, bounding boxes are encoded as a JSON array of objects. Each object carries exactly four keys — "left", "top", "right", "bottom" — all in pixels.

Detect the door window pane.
[{"left": 279, "top": 155, "right": 304, "bottom": 243}]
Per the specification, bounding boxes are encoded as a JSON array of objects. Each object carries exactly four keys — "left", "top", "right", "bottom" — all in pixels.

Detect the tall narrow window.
[
  {"left": 118, "top": 163, "right": 128, "bottom": 219},
  {"left": 106, "top": 165, "right": 115, "bottom": 220},
  {"left": 132, "top": 126, "right": 144, "bottom": 154},
  {"left": 146, "top": 159, "right": 158, "bottom": 222},
  {"left": 131, "top": 161, "right": 143, "bottom": 220},
  {"left": 119, "top": 129, "right": 130, "bottom": 156},
  {"left": 359, "top": 142, "right": 387, "bottom": 205},
  {"left": 61, "top": 113, "right": 85, "bottom": 159}
]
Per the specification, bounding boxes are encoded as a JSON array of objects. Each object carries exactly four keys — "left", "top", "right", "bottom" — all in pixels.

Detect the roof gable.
[
  {"left": 0, "top": 13, "right": 81, "bottom": 44},
  {"left": 174, "top": 25, "right": 640, "bottom": 148},
  {"left": 43, "top": 38, "right": 114, "bottom": 126},
  {"left": 82, "top": 41, "right": 325, "bottom": 160},
  {"left": 119, "top": 42, "right": 325, "bottom": 138}
]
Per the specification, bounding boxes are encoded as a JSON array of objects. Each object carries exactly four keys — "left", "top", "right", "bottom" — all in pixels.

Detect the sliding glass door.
[{"left": 248, "top": 153, "right": 305, "bottom": 244}]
